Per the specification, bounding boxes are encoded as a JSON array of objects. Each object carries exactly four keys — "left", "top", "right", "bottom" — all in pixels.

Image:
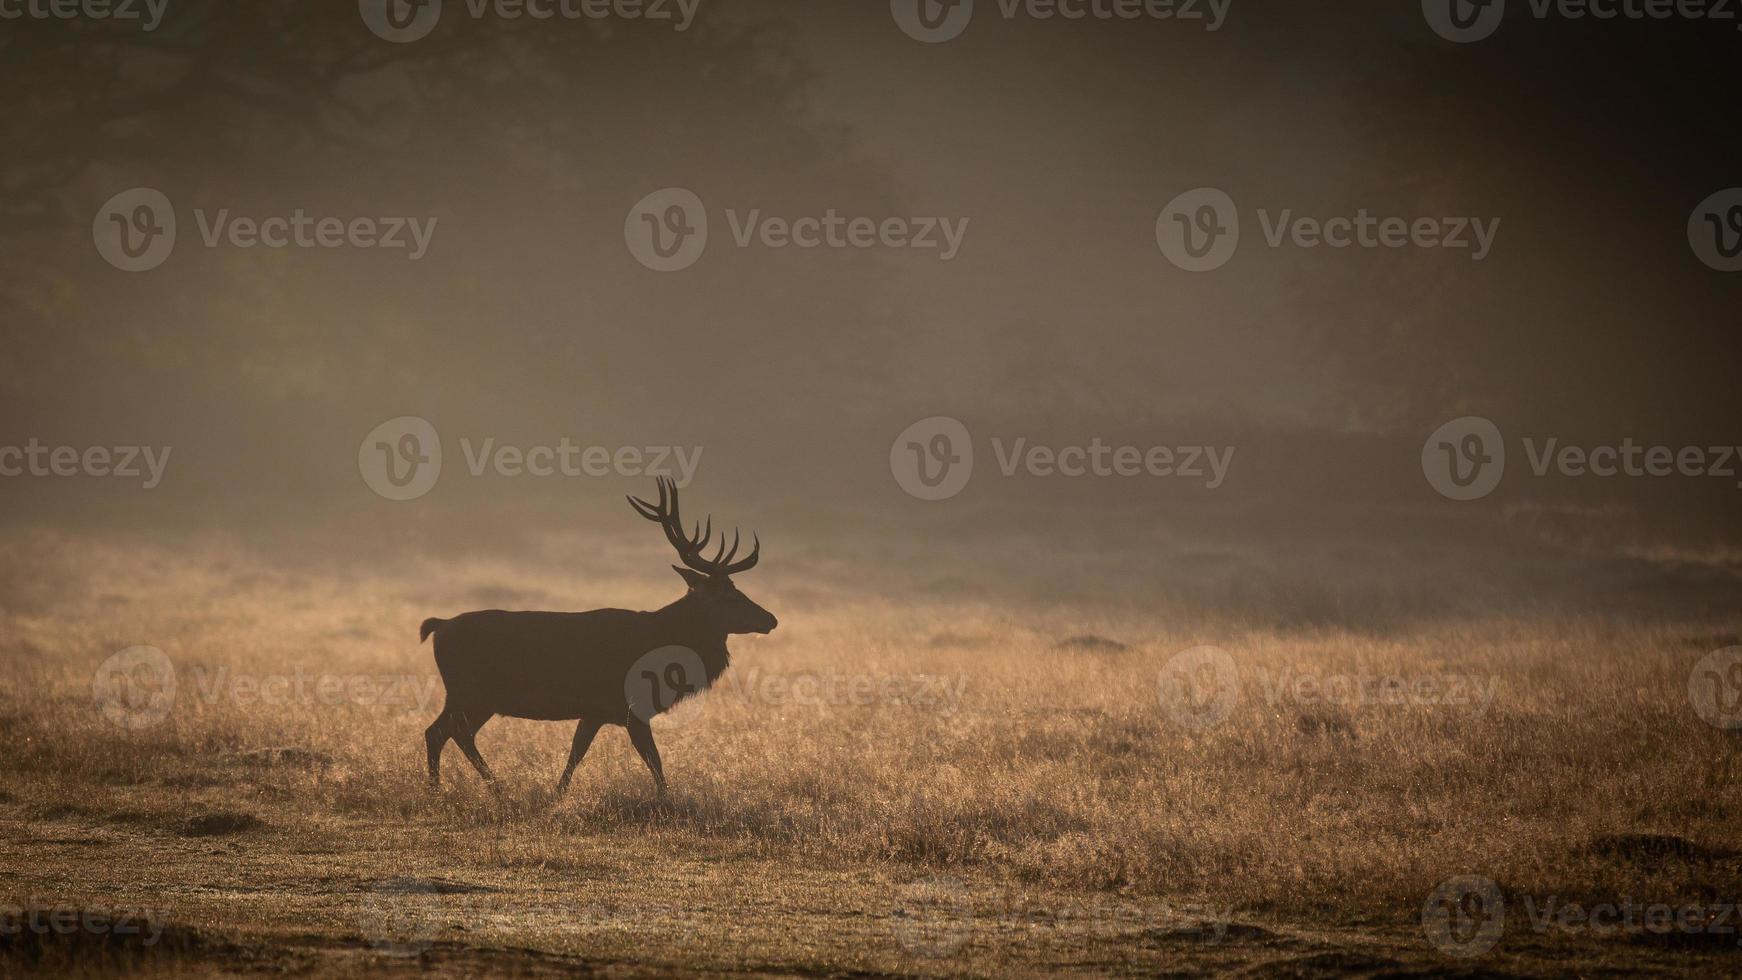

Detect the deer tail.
[{"left": 419, "top": 617, "right": 449, "bottom": 643}]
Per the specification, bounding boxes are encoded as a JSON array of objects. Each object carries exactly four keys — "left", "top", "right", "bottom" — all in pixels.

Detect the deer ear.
[{"left": 672, "top": 566, "right": 709, "bottom": 590}]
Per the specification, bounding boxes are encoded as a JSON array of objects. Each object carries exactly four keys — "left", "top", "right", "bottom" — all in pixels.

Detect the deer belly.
[{"left": 467, "top": 659, "right": 626, "bottom": 722}]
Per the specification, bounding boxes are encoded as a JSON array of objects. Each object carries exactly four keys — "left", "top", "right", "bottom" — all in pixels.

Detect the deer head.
[{"left": 628, "top": 477, "right": 777, "bottom": 635}]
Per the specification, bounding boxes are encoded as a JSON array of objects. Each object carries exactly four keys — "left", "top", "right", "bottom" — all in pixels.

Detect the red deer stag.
[{"left": 420, "top": 477, "right": 774, "bottom": 796}]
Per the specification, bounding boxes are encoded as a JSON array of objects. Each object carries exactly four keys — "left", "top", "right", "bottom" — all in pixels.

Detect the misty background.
[{"left": 2, "top": 0, "right": 1740, "bottom": 628}]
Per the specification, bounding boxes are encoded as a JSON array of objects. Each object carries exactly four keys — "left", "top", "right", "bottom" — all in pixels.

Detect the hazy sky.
[{"left": 2, "top": 0, "right": 1739, "bottom": 619}]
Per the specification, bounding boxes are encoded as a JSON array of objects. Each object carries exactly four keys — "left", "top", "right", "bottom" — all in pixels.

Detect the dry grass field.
[
  {"left": 4, "top": 526, "right": 1741, "bottom": 976},
  {"left": 7, "top": 2, "right": 1737, "bottom": 977}
]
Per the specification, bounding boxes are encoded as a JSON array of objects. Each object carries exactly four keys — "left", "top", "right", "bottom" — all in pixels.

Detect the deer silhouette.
[{"left": 420, "top": 477, "right": 775, "bottom": 796}]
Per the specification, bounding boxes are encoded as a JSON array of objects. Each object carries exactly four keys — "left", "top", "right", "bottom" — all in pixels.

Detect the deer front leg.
[
  {"left": 625, "top": 717, "right": 667, "bottom": 797},
  {"left": 556, "top": 718, "right": 604, "bottom": 795}
]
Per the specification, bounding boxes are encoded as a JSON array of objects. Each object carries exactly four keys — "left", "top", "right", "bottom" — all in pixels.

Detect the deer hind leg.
[
  {"left": 424, "top": 713, "right": 452, "bottom": 788},
  {"left": 556, "top": 718, "right": 604, "bottom": 795},
  {"left": 448, "top": 708, "right": 499, "bottom": 785},
  {"left": 625, "top": 717, "right": 666, "bottom": 797}
]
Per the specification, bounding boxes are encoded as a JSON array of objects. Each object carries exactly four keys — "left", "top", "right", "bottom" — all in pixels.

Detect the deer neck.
[{"left": 653, "top": 593, "right": 732, "bottom": 680}]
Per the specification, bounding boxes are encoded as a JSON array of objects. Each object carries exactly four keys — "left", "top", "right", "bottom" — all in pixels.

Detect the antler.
[{"left": 627, "top": 477, "right": 760, "bottom": 576}]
